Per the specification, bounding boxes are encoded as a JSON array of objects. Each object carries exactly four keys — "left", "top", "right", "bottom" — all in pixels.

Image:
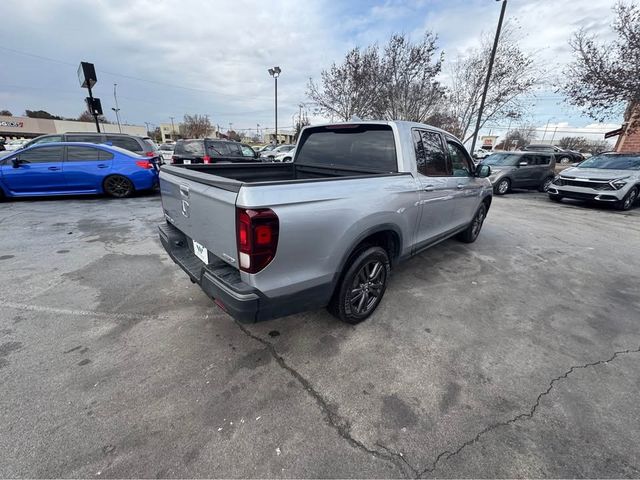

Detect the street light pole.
[
  {"left": 470, "top": 0, "right": 507, "bottom": 154},
  {"left": 268, "top": 66, "right": 281, "bottom": 144},
  {"left": 112, "top": 83, "right": 122, "bottom": 133},
  {"left": 170, "top": 116, "right": 176, "bottom": 141}
]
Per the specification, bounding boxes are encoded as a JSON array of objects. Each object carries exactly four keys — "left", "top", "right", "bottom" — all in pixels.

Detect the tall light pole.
[
  {"left": 470, "top": 0, "right": 507, "bottom": 154},
  {"left": 268, "top": 66, "right": 281, "bottom": 144},
  {"left": 170, "top": 116, "right": 176, "bottom": 141},
  {"left": 112, "top": 83, "right": 122, "bottom": 133}
]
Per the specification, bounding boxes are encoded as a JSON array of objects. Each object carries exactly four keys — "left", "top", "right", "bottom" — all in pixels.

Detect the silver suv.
[
  {"left": 548, "top": 152, "right": 640, "bottom": 210},
  {"left": 481, "top": 151, "right": 556, "bottom": 195}
]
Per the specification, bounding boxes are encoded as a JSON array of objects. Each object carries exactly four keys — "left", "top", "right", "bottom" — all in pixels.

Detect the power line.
[{"left": 0, "top": 46, "right": 271, "bottom": 100}]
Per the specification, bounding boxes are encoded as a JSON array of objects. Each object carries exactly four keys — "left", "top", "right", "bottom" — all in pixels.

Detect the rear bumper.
[
  {"left": 159, "top": 222, "right": 334, "bottom": 322},
  {"left": 159, "top": 222, "right": 259, "bottom": 323}
]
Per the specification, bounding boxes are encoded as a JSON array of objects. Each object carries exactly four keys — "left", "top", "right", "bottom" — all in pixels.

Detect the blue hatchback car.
[{"left": 0, "top": 142, "right": 159, "bottom": 199}]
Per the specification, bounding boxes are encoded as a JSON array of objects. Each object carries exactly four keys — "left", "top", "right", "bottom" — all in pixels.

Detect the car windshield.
[
  {"left": 577, "top": 154, "right": 640, "bottom": 170},
  {"left": 482, "top": 153, "right": 521, "bottom": 166}
]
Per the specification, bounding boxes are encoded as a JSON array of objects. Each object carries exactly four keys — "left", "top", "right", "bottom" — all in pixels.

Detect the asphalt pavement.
[{"left": 1, "top": 191, "right": 639, "bottom": 478}]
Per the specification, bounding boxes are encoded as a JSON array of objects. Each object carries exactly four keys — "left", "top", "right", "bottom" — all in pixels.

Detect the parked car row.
[
  {"left": 0, "top": 142, "right": 159, "bottom": 199},
  {"left": 476, "top": 149, "right": 640, "bottom": 211}
]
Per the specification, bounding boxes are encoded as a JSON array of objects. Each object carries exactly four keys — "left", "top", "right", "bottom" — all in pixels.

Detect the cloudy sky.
[{"left": 1, "top": 0, "right": 622, "bottom": 141}]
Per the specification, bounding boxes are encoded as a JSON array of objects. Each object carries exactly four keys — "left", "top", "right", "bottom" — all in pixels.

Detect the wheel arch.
[{"left": 329, "top": 224, "right": 402, "bottom": 304}]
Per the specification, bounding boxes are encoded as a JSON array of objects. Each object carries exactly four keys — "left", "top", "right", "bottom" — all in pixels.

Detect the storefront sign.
[{"left": 0, "top": 120, "right": 24, "bottom": 128}]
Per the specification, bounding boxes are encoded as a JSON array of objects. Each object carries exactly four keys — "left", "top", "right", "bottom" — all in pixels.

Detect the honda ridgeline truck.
[{"left": 158, "top": 121, "right": 493, "bottom": 324}]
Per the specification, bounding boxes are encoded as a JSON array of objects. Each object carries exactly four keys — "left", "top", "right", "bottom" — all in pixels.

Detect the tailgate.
[{"left": 159, "top": 167, "right": 240, "bottom": 268}]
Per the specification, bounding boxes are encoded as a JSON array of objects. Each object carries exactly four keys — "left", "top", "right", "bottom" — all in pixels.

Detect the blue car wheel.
[{"left": 103, "top": 175, "right": 134, "bottom": 198}]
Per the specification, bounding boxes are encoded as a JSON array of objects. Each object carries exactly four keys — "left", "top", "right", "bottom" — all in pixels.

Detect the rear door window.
[
  {"left": 296, "top": 124, "right": 397, "bottom": 172},
  {"left": 538, "top": 155, "right": 551, "bottom": 165},
  {"left": 66, "top": 146, "right": 100, "bottom": 162},
  {"left": 107, "top": 136, "right": 142, "bottom": 153},
  {"left": 413, "top": 129, "right": 449, "bottom": 176},
  {"left": 206, "top": 141, "right": 232, "bottom": 156}
]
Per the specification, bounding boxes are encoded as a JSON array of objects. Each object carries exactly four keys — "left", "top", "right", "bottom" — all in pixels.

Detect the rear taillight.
[
  {"left": 236, "top": 208, "right": 279, "bottom": 274},
  {"left": 135, "top": 160, "right": 153, "bottom": 169},
  {"left": 203, "top": 155, "right": 211, "bottom": 164},
  {"left": 145, "top": 151, "right": 155, "bottom": 157}
]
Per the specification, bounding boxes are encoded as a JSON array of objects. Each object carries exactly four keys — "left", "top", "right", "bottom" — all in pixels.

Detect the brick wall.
[{"left": 616, "top": 103, "right": 640, "bottom": 153}]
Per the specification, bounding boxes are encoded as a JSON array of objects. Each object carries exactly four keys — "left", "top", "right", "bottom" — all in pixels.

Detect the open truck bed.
[{"left": 160, "top": 162, "right": 396, "bottom": 191}]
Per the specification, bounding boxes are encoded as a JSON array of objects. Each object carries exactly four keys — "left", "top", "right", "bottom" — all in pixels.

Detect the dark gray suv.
[
  {"left": 24, "top": 133, "right": 159, "bottom": 158},
  {"left": 481, "top": 151, "right": 556, "bottom": 195}
]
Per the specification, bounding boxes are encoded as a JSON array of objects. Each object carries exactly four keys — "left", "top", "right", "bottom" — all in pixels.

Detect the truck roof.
[{"left": 303, "top": 120, "right": 458, "bottom": 141}]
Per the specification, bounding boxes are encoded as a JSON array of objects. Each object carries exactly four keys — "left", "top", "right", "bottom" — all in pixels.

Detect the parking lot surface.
[{"left": 1, "top": 191, "right": 639, "bottom": 478}]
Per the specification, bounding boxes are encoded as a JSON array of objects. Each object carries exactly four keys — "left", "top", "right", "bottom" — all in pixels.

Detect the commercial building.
[{"left": 0, "top": 114, "right": 146, "bottom": 141}]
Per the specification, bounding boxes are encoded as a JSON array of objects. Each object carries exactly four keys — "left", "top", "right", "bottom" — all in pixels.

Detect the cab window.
[{"left": 447, "top": 141, "right": 474, "bottom": 177}]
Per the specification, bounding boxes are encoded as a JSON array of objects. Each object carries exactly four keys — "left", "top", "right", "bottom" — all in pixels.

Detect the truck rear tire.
[{"left": 328, "top": 246, "right": 390, "bottom": 324}]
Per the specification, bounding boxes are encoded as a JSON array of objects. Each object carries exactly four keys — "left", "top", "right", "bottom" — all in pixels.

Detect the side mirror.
[
  {"left": 518, "top": 161, "right": 528, "bottom": 167},
  {"left": 11, "top": 158, "right": 22, "bottom": 168},
  {"left": 477, "top": 164, "right": 491, "bottom": 178}
]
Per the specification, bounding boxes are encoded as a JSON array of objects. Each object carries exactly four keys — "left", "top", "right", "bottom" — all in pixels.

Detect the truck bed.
[{"left": 161, "top": 162, "right": 398, "bottom": 191}]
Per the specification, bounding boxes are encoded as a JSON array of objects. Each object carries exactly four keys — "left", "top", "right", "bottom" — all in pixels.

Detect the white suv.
[{"left": 548, "top": 153, "right": 640, "bottom": 210}]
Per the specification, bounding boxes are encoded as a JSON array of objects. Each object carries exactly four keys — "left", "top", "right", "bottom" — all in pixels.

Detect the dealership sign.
[{"left": 0, "top": 120, "right": 24, "bottom": 128}]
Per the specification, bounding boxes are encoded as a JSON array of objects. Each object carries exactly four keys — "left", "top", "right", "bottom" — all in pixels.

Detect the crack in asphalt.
[
  {"left": 416, "top": 346, "right": 640, "bottom": 478},
  {"left": 231, "top": 320, "right": 640, "bottom": 479},
  {"left": 232, "top": 320, "right": 411, "bottom": 477}
]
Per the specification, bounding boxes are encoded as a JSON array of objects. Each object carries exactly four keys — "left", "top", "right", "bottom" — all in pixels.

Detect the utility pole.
[
  {"left": 170, "top": 116, "right": 176, "bottom": 141},
  {"left": 470, "top": 0, "right": 507, "bottom": 154},
  {"left": 550, "top": 125, "right": 559, "bottom": 144},
  {"left": 112, "top": 83, "right": 122, "bottom": 133},
  {"left": 542, "top": 118, "right": 552, "bottom": 142}
]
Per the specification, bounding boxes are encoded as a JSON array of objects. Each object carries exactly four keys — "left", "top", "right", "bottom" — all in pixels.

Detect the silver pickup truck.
[{"left": 158, "top": 121, "right": 493, "bottom": 324}]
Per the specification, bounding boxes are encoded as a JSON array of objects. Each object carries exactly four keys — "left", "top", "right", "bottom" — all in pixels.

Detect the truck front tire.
[{"left": 328, "top": 246, "right": 390, "bottom": 324}]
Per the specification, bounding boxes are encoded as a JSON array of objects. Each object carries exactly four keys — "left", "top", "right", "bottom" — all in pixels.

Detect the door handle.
[
  {"left": 423, "top": 185, "right": 435, "bottom": 192},
  {"left": 48, "top": 166, "right": 60, "bottom": 171},
  {"left": 97, "top": 164, "right": 108, "bottom": 168}
]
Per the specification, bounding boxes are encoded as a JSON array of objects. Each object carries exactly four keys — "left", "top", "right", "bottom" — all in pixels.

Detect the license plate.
[
  {"left": 183, "top": 159, "right": 191, "bottom": 165},
  {"left": 192, "top": 239, "right": 209, "bottom": 264}
]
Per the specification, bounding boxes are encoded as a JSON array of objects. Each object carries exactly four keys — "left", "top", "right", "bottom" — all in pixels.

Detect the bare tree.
[
  {"left": 181, "top": 114, "right": 212, "bottom": 139},
  {"left": 0, "top": 110, "right": 12, "bottom": 116},
  {"left": 307, "top": 32, "right": 445, "bottom": 122},
  {"left": 558, "top": 136, "right": 590, "bottom": 151},
  {"left": 307, "top": 46, "right": 381, "bottom": 121},
  {"left": 561, "top": 2, "right": 640, "bottom": 127},
  {"left": 585, "top": 139, "right": 613, "bottom": 155},
  {"left": 77, "top": 111, "right": 108, "bottom": 123},
  {"left": 494, "top": 124, "right": 537, "bottom": 150},
  {"left": 226, "top": 130, "right": 241, "bottom": 142},
  {"left": 376, "top": 33, "right": 445, "bottom": 122},
  {"left": 443, "top": 27, "right": 540, "bottom": 143}
]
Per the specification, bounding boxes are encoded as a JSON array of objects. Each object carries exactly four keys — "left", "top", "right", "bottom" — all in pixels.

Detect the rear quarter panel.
[{"left": 237, "top": 174, "right": 421, "bottom": 298}]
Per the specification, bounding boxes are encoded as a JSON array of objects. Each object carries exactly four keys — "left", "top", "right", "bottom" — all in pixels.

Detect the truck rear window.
[{"left": 295, "top": 124, "right": 397, "bottom": 172}]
